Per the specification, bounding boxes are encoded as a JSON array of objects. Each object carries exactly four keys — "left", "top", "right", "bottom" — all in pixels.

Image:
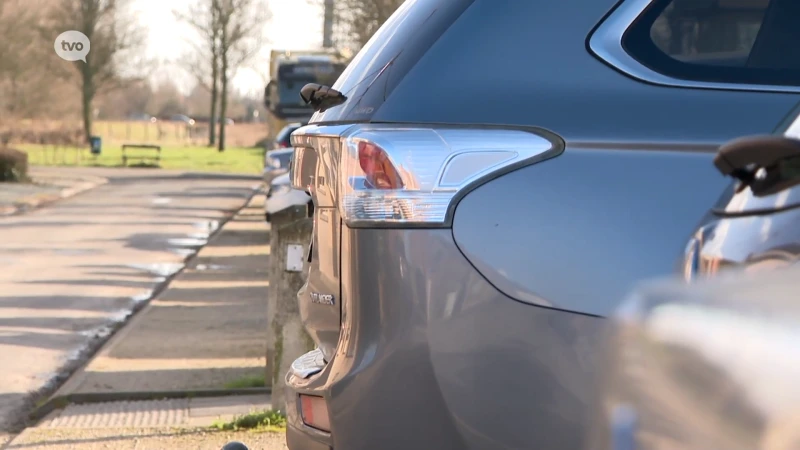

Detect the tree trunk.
[
  {"left": 218, "top": 54, "right": 228, "bottom": 152},
  {"left": 81, "top": 64, "right": 94, "bottom": 143},
  {"left": 209, "top": 56, "right": 218, "bottom": 147}
]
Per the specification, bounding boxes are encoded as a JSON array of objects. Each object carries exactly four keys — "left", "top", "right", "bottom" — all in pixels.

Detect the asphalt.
[
  {"left": 5, "top": 427, "right": 287, "bottom": 449},
  {"left": 0, "top": 169, "right": 107, "bottom": 216},
  {"left": 0, "top": 167, "right": 260, "bottom": 432},
  {"left": 53, "top": 193, "right": 271, "bottom": 395}
]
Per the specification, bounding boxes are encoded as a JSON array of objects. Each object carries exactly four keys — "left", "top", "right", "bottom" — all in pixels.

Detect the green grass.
[
  {"left": 18, "top": 144, "right": 264, "bottom": 175},
  {"left": 223, "top": 375, "right": 266, "bottom": 389},
  {"left": 212, "top": 409, "right": 287, "bottom": 432}
]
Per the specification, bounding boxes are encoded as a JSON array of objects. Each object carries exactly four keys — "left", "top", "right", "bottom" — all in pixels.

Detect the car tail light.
[
  {"left": 336, "top": 126, "right": 557, "bottom": 226},
  {"left": 299, "top": 394, "right": 330, "bottom": 432}
]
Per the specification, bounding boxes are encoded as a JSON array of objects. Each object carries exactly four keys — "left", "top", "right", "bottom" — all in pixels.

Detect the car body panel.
[
  {"left": 291, "top": 126, "right": 352, "bottom": 361},
  {"left": 587, "top": 109, "right": 800, "bottom": 450},
  {"left": 285, "top": 0, "right": 800, "bottom": 448},
  {"left": 286, "top": 228, "right": 603, "bottom": 450},
  {"left": 585, "top": 266, "right": 800, "bottom": 450},
  {"left": 453, "top": 147, "right": 729, "bottom": 316}
]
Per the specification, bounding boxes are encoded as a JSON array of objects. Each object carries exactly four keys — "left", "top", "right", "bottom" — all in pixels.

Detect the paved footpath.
[
  {"left": 2, "top": 170, "right": 286, "bottom": 449},
  {"left": 53, "top": 194, "right": 271, "bottom": 395},
  {"left": 0, "top": 168, "right": 107, "bottom": 216},
  {"left": 0, "top": 167, "right": 259, "bottom": 431},
  {"left": 5, "top": 395, "right": 287, "bottom": 450}
]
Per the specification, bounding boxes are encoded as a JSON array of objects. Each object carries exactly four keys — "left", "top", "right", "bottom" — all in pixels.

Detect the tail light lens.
[
  {"left": 336, "top": 126, "right": 556, "bottom": 226},
  {"left": 299, "top": 394, "right": 330, "bottom": 432}
]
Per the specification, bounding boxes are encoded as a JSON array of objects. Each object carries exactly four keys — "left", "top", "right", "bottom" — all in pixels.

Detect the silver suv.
[{"left": 285, "top": 0, "right": 800, "bottom": 448}]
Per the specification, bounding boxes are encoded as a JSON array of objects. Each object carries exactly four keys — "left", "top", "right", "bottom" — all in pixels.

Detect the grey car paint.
[
  {"left": 585, "top": 266, "right": 800, "bottom": 450},
  {"left": 586, "top": 112, "right": 800, "bottom": 449},
  {"left": 282, "top": 0, "right": 800, "bottom": 449},
  {"left": 287, "top": 228, "right": 604, "bottom": 450}
]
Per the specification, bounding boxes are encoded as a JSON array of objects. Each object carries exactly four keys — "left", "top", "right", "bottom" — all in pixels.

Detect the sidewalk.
[
  {"left": 0, "top": 168, "right": 107, "bottom": 216},
  {"left": 7, "top": 194, "right": 284, "bottom": 449},
  {"left": 6, "top": 396, "right": 286, "bottom": 450},
  {"left": 53, "top": 194, "right": 270, "bottom": 396}
]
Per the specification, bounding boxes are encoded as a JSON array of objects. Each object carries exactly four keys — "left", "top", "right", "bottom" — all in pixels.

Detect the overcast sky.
[{"left": 130, "top": 0, "right": 324, "bottom": 96}]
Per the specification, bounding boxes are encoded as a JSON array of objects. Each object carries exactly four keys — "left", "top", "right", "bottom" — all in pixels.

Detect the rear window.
[
  {"left": 623, "top": 0, "right": 800, "bottom": 86},
  {"left": 310, "top": 0, "right": 474, "bottom": 124}
]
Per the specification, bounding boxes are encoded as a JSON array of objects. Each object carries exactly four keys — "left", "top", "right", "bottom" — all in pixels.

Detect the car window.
[{"left": 623, "top": 0, "right": 800, "bottom": 86}]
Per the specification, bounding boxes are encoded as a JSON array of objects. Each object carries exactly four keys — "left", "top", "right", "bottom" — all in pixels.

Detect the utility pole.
[{"left": 323, "top": 0, "right": 334, "bottom": 48}]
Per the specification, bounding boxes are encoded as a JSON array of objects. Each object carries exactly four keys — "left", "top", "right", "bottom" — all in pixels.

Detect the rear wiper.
[{"left": 300, "top": 83, "right": 347, "bottom": 113}]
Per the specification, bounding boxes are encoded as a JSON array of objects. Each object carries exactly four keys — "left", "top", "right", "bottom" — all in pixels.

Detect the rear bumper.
[{"left": 286, "top": 228, "right": 603, "bottom": 450}]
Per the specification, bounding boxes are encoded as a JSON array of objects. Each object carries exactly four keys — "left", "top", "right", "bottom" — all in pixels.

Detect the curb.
[
  {"left": 29, "top": 387, "right": 272, "bottom": 425},
  {"left": 0, "top": 174, "right": 108, "bottom": 217},
  {"left": 23, "top": 185, "right": 266, "bottom": 428}
]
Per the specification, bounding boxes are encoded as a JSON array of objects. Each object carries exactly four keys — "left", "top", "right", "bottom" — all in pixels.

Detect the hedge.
[{"left": 0, "top": 147, "right": 28, "bottom": 182}]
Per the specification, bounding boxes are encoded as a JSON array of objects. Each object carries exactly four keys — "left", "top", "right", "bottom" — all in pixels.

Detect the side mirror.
[{"left": 714, "top": 135, "right": 800, "bottom": 197}]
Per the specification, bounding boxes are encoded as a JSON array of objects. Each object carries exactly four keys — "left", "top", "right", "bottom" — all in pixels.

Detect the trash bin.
[{"left": 89, "top": 136, "right": 102, "bottom": 155}]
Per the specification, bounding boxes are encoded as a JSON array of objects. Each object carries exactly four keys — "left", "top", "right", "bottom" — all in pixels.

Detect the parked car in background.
[
  {"left": 264, "top": 172, "right": 310, "bottom": 223},
  {"left": 286, "top": 0, "right": 800, "bottom": 449},
  {"left": 684, "top": 105, "right": 800, "bottom": 281},
  {"left": 169, "top": 114, "right": 196, "bottom": 126},
  {"left": 273, "top": 122, "right": 305, "bottom": 150},
  {"left": 263, "top": 147, "right": 293, "bottom": 185}
]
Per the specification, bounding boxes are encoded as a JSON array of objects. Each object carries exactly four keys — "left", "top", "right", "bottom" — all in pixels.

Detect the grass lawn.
[{"left": 19, "top": 144, "right": 264, "bottom": 175}]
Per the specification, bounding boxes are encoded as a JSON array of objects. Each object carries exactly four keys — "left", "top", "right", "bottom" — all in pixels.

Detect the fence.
[{"left": 1, "top": 120, "right": 268, "bottom": 166}]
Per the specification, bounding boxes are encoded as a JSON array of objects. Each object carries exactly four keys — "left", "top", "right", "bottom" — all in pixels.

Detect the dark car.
[
  {"left": 285, "top": 0, "right": 800, "bottom": 449},
  {"left": 273, "top": 122, "right": 305, "bottom": 150}
]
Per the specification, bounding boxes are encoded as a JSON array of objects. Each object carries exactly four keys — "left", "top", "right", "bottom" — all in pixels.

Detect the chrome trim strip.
[{"left": 589, "top": 0, "right": 800, "bottom": 94}]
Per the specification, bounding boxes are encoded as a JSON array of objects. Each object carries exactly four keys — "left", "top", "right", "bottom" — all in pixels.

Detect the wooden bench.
[{"left": 121, "top": 144, "right": 161, "bottom": 167}]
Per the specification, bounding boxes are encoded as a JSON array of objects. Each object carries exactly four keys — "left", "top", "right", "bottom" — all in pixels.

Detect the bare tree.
[
  {"left": 214, "top": 0, "right": 270, "bottom": 151},
  {"left": 44, "top": 0, "right": 144, "bottom": 142},
  {"left": 0, "top": 0, "right": 55, "bottom": 119},
  {"left": 176, "top": 0, "right": 222, "bottom": 147},
  {"left": 309, "top": 0, "right": 404, "bottom": 54}
]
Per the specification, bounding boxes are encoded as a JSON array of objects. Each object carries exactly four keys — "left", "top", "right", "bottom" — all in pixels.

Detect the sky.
[{"left": 130, "top": 0, "right": 324, "bottom": 96}]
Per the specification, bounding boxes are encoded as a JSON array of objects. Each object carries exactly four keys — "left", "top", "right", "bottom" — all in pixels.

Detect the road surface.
[{"left": 0, "top": 168, "right": 259, "bottom": 431}]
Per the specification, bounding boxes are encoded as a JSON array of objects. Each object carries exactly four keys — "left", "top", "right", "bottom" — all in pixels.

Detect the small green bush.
[{"left": 0, "top": 147, "right": 28, "bottom": 182}]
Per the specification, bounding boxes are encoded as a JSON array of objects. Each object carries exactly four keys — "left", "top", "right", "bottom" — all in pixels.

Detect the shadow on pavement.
[
  {"left": 54, "top": 201, "right": 272, "bottom": 395},
  {"left": 0, "top": 174, "right": 260, "bottom": 430}
]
